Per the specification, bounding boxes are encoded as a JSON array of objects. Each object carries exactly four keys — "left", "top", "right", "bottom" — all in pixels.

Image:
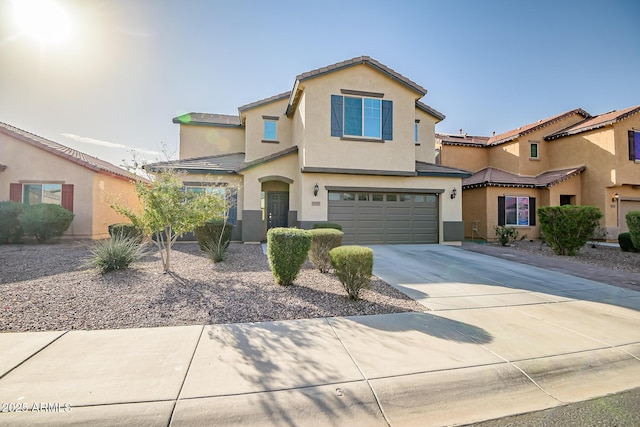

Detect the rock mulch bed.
[{"left": 0, "top": 242, "right": 423, "bottom": 332}]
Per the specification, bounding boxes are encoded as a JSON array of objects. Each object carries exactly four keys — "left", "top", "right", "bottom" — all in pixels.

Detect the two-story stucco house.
[
  {"left": 149, "top": 56, "right": 471, "bottom": 244},
  {"left": 437, "top": 105, "right": 640, "bottom": 241},
  {"left": 0, "top": 122, "right": 142, "bottom": 239}
]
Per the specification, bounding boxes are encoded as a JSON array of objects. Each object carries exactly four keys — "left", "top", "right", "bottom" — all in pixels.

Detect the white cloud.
[{"left": 60, "top": 133, "right": 162, "bottom": 157}]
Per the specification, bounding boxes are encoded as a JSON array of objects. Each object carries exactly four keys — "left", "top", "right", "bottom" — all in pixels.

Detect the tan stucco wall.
[
  {"left": 415, "top": 109, "right": 438, "bottom": 163},
  {"left": 0, "top": 132, "right": 137, "bottom": 238},
  {"left": 295, "top": 64, "right": 420, "bottom": 173},
  {"left": 178, "top": 124, "right": 245, "bottom": 159},
  {"left": 461, "top": 188, "right": 487, "bottom": 239},
  {"left": 242, "top": 98, "right": 293, "bottom": 162},
  {"left": 92, "top": 174, "right": 143, "bottom": 239},
  {"left": 240, "top": 154, "right": 300, "bottom": 213},
  {"left": 440, "top": 144, "right": 489, "bottom": 172}
]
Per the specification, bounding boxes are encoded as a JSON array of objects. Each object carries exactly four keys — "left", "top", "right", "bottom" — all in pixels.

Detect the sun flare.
[{"left": 13, "top": 0, "right": 71, "bottom": 44}]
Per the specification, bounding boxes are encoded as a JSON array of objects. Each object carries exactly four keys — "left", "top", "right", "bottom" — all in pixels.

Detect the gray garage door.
[
  {"left": 328, "top": 191, "right": 439, "bottom": 244},
  {"left": 620, "top": 200, "right": 640, "bottom": 233}
]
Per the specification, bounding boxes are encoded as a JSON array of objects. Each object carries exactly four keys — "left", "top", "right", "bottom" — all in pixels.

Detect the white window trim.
[
  {"left": 343, "top": 96, "right": 382, "bottom": 139},
  {"left": 505, "top": 195, "right": 530, "bottom": 226},
  {"left": 22, "top": 183, "right": 62, "bottom": 205},
  {"left": 529, "top": 142, "right": 539, "bottom": 159},
  {"left": 263, "top": 120, "right": 277, "bottom": 141}
]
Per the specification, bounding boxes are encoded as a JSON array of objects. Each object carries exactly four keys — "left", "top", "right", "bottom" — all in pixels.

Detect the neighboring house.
[
  {"left": 0, "top": 122, "right": 142, "bottom": 239},
  {"left": 437, "top": 105, "right": 640, "bottom": 241},
  {"left": 150, "top": 56, "right": 471, "bottom": 244}
]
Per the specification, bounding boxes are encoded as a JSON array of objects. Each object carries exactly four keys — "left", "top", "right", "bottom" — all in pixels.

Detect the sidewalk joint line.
[
  {"left": 325, "top": 318, "right": 392, "bottom": 427},
  {"left": 167, "top": 325, "right": 205, "bottom": 427},
  {"left": 0, "top": 330, "right": 69, "bottom": 382}
]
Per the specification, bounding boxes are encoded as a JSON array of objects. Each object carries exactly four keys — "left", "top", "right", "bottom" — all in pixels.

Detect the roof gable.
[
  {"left": 463, "top": 166, "right": 585, "bottom": 189},
  {"left": 487, "top": 108, "right": 591, "bottom": 146},
  {"left": 0, "top": 122, "right": 139, "bottom": 182},
  {"left": 545, "top": 105, "right": 640, "bottom": 141}
]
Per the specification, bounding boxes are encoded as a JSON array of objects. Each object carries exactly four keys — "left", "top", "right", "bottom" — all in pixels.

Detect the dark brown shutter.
[
  {"left": 630, "top": 130, "right": 637, "bottom": 161},
  {"left": 529, "top": 197, "right": 536, "bottom": 226},
  {"left": 10, "top": 183, "right": 22, "bottom": 202},
  {"left": 498, "top": 196, "right": 505, "bottom": 226},
  {"left": 61, "top": 184, "right": 74, "bottom": 212}
]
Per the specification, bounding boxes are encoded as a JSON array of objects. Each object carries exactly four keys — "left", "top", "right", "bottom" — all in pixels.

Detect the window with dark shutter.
[
  {"left": 331, "top": 95, "right": 343, "bottom": 137},
  {"left": 62, "top": 184, "right": 74, "bottom": 212},
  {"left": 382, "top": 100, "right": 393, "bottom": 140},
  {"left": 498, "top": 196, "right": 505, "bottom": 226},
  {"left": 529, "top": 198, "right": 536, "bottom": 226},
  {"left": 9, "top": 183, "right": 21, "bottom": 202}
]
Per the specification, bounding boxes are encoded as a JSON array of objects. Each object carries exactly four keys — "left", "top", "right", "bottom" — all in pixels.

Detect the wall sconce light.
[
  {"left": 450, "top": 188, "right": 457, "bottom": 199},
  {"left": 313, "top": 183, "right": 319, "bottom": 197},
  {"left": 612, "top": 192, "right": 619, "bottom": 203}
]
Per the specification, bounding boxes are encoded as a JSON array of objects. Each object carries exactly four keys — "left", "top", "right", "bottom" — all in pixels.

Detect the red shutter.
[
  {"left": 9, "top": 183, "right": 22, "bottom": 202},
  {"left": 61, "top": 184, "right": 74, "bottom": 212}
]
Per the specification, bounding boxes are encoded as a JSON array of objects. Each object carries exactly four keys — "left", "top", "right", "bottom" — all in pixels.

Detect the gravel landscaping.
[{"left": 0, "top": 241, "right": 423, "bottom": 333}]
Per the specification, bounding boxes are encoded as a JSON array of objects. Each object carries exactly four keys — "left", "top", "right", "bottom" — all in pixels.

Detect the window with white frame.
[
  {"left": 331, "top": 94, "right": 393, "bottom": 140},
  {"left": 629, "top": 130, "right": 640, "bottom": 161},
  {"left": 263, "top": 120, "right": 277, "bottom": 141},
  {"left": 23, "top": 183, "right": 62, "bottom": 206},
  {"left": 500, "top": 196, "right": 536, "bottom": 226},
  {"left": 414, "top": 122, "right": 419, "bottom": 143}
]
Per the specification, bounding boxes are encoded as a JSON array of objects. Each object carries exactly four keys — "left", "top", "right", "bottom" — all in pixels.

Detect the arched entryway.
[{"left": 259, "top": 176, "right": 293, "bottom": 239}]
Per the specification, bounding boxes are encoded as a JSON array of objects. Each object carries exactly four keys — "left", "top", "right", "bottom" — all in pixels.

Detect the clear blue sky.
[{"left": 1, "top": 0, "right": 638, "bottom": 168}]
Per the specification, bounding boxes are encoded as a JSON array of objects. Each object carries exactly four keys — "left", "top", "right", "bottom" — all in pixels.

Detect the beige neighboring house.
[
  {"left": 437, "top": 105, "right": 640, "bottom": 241},
  {"left": 0, "top": 122, "right": 142, "bottom": 239},
  {"left": 149, "top": 56, "right": 471, "bottom": 244}
]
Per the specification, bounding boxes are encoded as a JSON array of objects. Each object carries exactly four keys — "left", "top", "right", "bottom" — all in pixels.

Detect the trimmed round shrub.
[
  {"left": 309, "top": 228, "right": 344, "bottom": 273},
  {"left": 312, "top": 222, "right": 343, "bottom": 231},
  {"left": 538, "top": 206, "right": 602, "bottom": 255},
  {"left": 267, "top": 227, "right": 312, "bottom": 286},
  {"left": 618, "top": 232, "right": 638, "bottom": 252},
  {"left": 108, "top": 223, "right": 143, "bottom": 240},
  {"left": 626, "top": 211, "right": 640, "bottom": 250},
  {"left": 330, "top": 245, "right": 373, "bottom": 300},
  {"left": 0, "top": 201, "right": 25, "bottom": 244},
  {"left": 85, "top": 234, "right": 147, "bottom": 273},
  {"left": 19, "top": 204, "right": 74, "bottom": 243},
  {"left": 195, "top": 219, "right": 233, "bottom": 251}
]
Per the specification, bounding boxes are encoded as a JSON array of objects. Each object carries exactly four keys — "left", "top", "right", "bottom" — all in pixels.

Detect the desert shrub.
[
  {"left": 309, "top": 228, "right": 344, "bottom": 273},
  {"left": 19, "top": 204, "right": 74, "bottom": 243},
  {"left": 195, "top": 219, "right": 233, "bottom": 251},
  {"left": 267, "top": 227, "right": 312, "bottom": 285},
  {"left": 494, "top": 225, "right": 519, "bottom": 246},
  {"left": 330, "top": 245, "right": 373, "bottom": 300},
  {"left": 312, "top": 222, "right": 343, "bottom": 231},
  {"left": 108, "top": 223, "right": 143, "bottom": 240},
  {"left": 203, "top": 238, "right": 229, "bottom": 263},
  {"left": 85, "top": 234, "right": 147, "bottom": 273},
  {"left": 0, "top": 201, "right": 25, "bottom": 243},
  {"left": 537, "top": 206, "right": 603, "bottom": 255},
  {"left": 618, "top": 232, "right": 637, "bottom": 252},
  {"left": 626, "top": 211, "right": 640, "bottom": 250}
]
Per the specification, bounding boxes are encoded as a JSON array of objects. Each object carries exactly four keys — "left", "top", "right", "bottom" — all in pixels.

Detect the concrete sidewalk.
[{"left": 2, "top": 245, "right": 640, "bottom": 426}]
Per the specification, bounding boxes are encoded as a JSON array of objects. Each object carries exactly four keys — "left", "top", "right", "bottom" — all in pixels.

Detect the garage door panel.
[{"left": 328, "top": 191, "right": 439, "bottom": 244}]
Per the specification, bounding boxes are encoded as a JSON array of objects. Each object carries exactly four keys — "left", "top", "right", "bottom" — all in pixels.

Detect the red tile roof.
[
  {"left": 545, "top": 105, "right": 640, "bottom": 140},
  {"left": 487, "top": 109, "right": 591, "bottom": 146},
  {"left": 0, "top": 122, "right": 140, "bottom": 182},
  {"left": 463, "top": 166, "right": 585, "bottom": 189},
  {"left": 436, "top": 133, "right": 491, "bottom": 147}
]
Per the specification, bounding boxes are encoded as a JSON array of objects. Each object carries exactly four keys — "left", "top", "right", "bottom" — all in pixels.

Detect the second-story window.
[
  {"left": 530, "top": 142, "right": 539, "bottom": 159},
  {"left": 331, "top": 94, "right": 393, "bottom": 140},
  {"left": 414, "top": 122, "right": 419, "bottom": 143},
  {"left": 263, "top": 120, "right": 277, "bottom": 141}
]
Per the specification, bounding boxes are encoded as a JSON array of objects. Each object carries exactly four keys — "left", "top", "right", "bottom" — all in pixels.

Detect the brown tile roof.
[
  {"left": 237, "top": 91, "right": 291, "bottom": 113},
  {"left": 436, "top": 133, "right": 491, "bottom": 147},
  {"left": 415, "top": 161, "right": 472, "bottom": 178},
  {"left": 0, "top": 122, "right": 140, "bottom": 182},
  {"left": 545, "top": 105, "right": 640, "bottom": 140},
  {"left": 172, "top": 113, "right": 241, "bottom": 127},
  {"left": 416, "top": 101, "right": 446, "bottom": 122},
  {"left": 487, "top": 109, "right": 591, "bottom": 146},
  {"left": 237, "top": 146, "right": 299, "bottom": 171},
  {"left": 463, "top": 166, "right": 586, "bottom": 189},
  {"left": 295, "top": 56, "right": 428, "bottom": 95}
]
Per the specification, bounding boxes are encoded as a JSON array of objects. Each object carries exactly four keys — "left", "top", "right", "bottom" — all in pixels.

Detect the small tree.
[
  {"left": 112, "top": 170, "right": 226, "bottom": 273},
  {"left": 537, "top": 205, "right": 602, "bottom": 255}
]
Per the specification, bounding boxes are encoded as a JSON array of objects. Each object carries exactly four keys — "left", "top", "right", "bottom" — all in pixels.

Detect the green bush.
[
  {"left": 537, "top": 206, "right": 603, "bottom": 255},
  {"left": 0, "top": 201, "right": 25, "bottom": 244},
  {"left": 108, "top": 223, "right": 143, "bottom": 240},
  {"left": 618, "top": 232, "right": 637, "bottom": 252},
  {"left": 309, "top": 228, "right": 344, "bottom": 273},
  {"left": 312, "top": 222, "right": 343, "bottom": 231},
  {"left": 267, "top": 227, "right": 312, "bottom": 286},
  {"left": 330, "top": 245, "right": 373, "bottom": 300},
  {"left": 203, "top": 238, "right": 229, "bottom": 263},
  {"left": 626, "top": 211, "right": 640, "bottom": 250},
  {"left": 85, "top": 234, "right": 147, "bottom": 273},
  {"left": 195, "top": 219, "right": 233, "bottom": 251},
  {"left": 19, "top": 204, "right": 74, "bottom": 243},
  {"left": 494, "top": 225, "right": 519, "bottom": 246}
]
